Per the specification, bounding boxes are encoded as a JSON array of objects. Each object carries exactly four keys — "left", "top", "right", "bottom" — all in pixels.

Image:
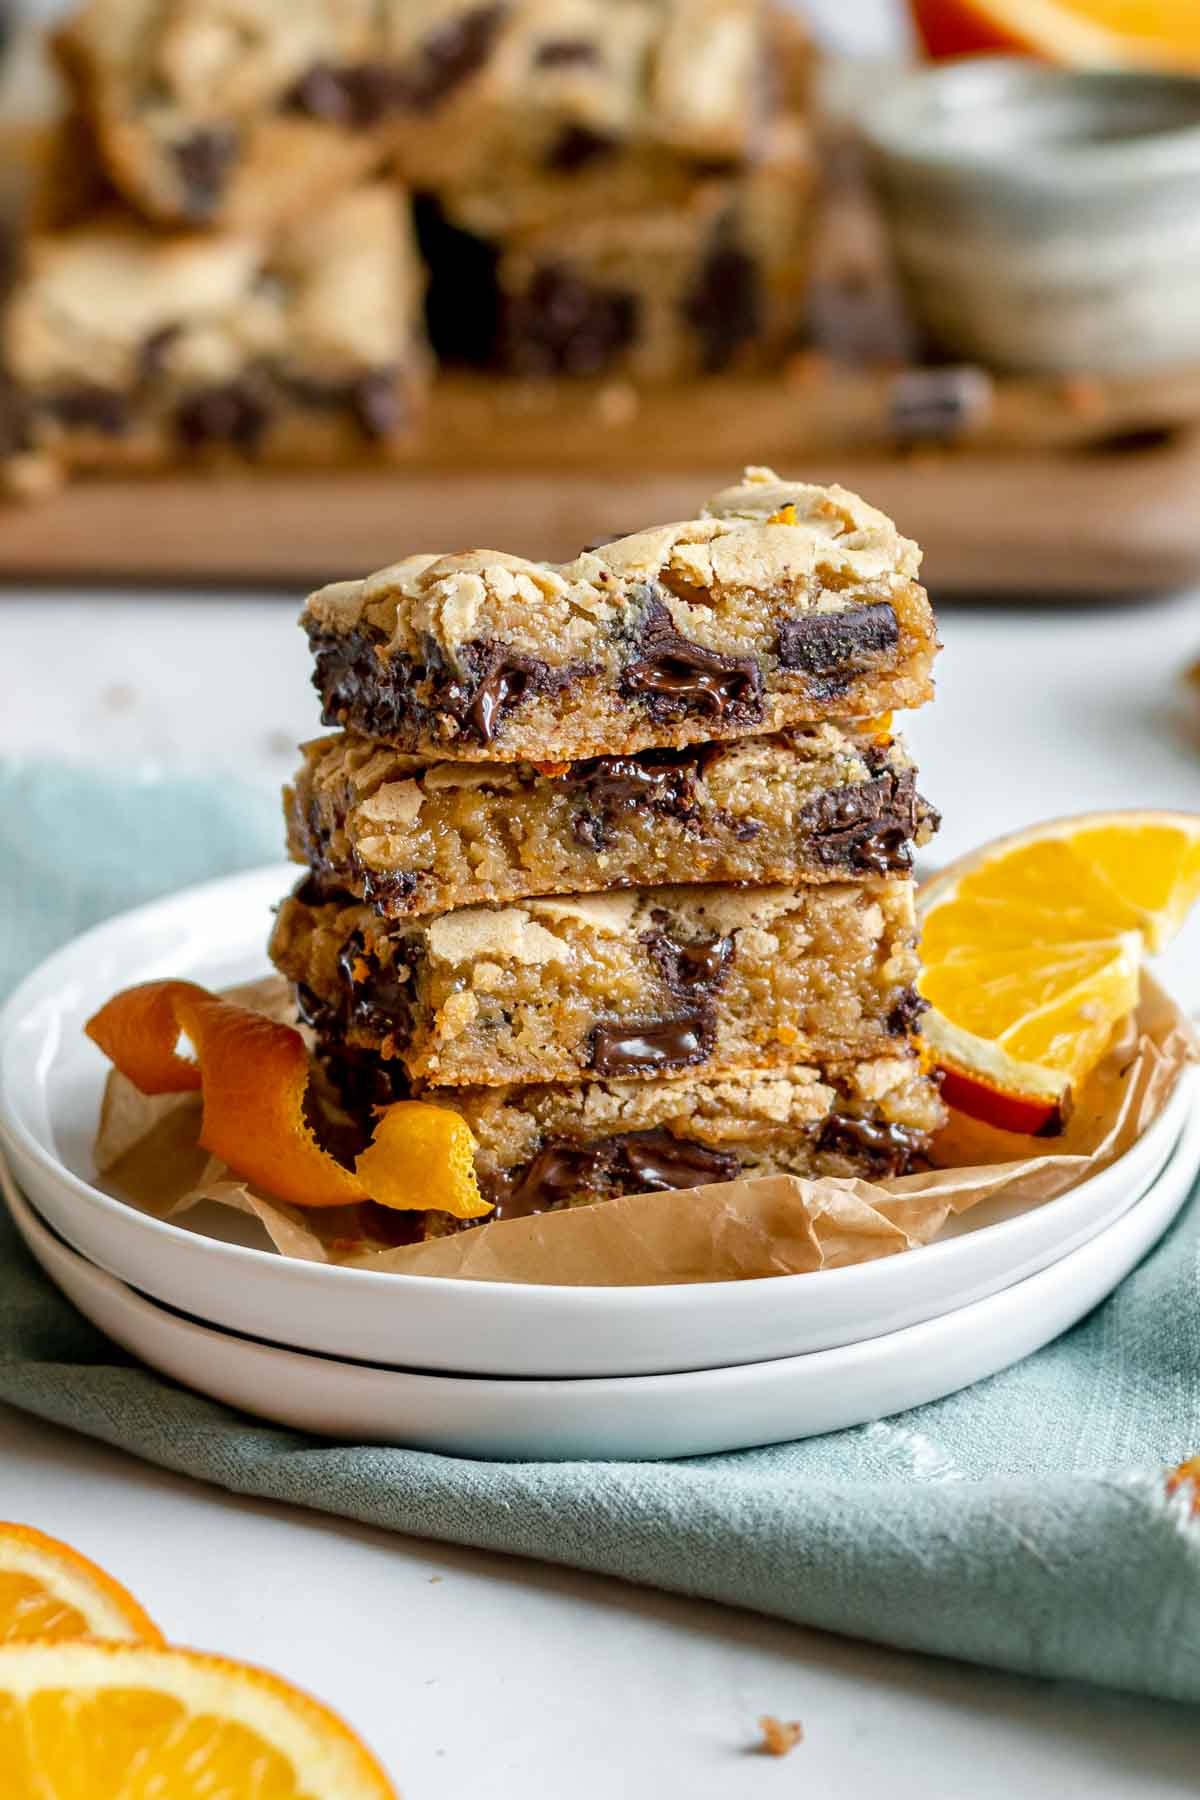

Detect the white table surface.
[{"left": 2, "top": 583, "right": 1199, "bottom": 1793}]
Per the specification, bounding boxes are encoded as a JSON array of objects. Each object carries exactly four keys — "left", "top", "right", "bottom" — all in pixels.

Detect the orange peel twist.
[{"left": 85, "top": 980, "right": 490, "bottom": 1219}]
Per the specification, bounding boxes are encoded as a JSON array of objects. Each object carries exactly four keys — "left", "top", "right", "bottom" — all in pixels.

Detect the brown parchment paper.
[{"left": 92, "top": 975, "right": 1197, "bottom": 1287}]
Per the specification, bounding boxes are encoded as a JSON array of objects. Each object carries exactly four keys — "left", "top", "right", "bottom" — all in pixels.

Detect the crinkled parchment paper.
[{"left": 92, "top": 976, "right": 1196, "bottom": 1287}]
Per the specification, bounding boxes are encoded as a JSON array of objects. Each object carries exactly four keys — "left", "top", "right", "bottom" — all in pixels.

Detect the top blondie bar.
[
  {"left": 303, "top": 467, "right": 939, "bottom": 762},
  {"left": 54, "top": 0, "right": 792, "bottom": 233}
]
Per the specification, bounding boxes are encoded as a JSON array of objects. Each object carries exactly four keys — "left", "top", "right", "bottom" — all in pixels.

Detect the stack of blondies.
[
  {"left": 268, "top": 466, "right": 946, "bottom": 1235},
  {"left": 1, "top": 0, "right": 814, "bottom": 486}
]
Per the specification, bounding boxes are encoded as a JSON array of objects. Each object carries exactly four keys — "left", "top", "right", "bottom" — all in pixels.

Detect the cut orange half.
[
  {"left": 918, "top": 811, "right": 1200, "bottom": 1133},
  {"left": 0, "top": 1523, "right": 163, "bottom": 1647},
  {"left": 0, "top": 1640, "right": 397, "bottom": 1798},
  {"left": 910, "top": 0, "right": 1200, "bottom": 69}
]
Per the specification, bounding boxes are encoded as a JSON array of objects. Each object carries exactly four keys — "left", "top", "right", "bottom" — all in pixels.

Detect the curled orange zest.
[
  {"left": 85, "top": 980, "right": 491, "bottom": 1219},
  {"left": 1167, "top": 1457, "right": 1200, "bottom": 1517}
]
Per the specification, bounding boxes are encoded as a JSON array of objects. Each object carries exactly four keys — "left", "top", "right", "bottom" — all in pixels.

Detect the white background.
[{"left": 3, "top": 0, "right": 1200, "bottom": 1792}]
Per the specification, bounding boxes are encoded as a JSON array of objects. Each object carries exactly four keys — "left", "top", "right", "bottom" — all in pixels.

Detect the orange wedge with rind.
[
  {"left": 0, "top": 1524, "right": 163, "bottom": 1647},
  {"left": 910, "top": 0, "right": 1200, "bottom": 69},
  {"left": 918, "top": 810, "right": 1200, "bottom": 1133},
  {"left": 0, "top": 1639, "right": 397, "bottom": 1798}
]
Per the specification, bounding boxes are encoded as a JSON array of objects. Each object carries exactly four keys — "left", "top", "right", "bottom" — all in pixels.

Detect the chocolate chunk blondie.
[
  {"left": 302, "top": 467, "right": 938, "bottom": 761},
  {"left": 286, "top": 724, "right": 938, "bottom": 919},
  {"left": 476, "top": 124, "right": 813, "bottom": 380},
  {"left": 4, "top": 183, "right": 426, "bottom": 474},
  {"left": 53, "top": 0, "right": 795, "bottom": 234},
  {"left": 316, "top": 1040, "right": 947, "bottom": 1226},
  {"left": 270, "top": 874, "right": 924, "bottom": 1088}
]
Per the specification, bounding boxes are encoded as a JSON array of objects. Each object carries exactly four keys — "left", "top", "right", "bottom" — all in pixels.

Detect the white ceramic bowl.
[
  {"left": 0, "top": 864, "right": 1190, "bottom": 1378},
  {"left": 6, "top": 1101, "right": 1198, "bottom": 1461}
]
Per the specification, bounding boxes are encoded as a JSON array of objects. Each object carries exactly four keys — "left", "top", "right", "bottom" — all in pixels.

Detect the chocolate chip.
[
  {"left": 801, "top": 767, "right": 934, "bottom": 877},
  {"left": 618, "top": 1128, "right": 739, "bottom": 1193},
  {"left": 648, "top": 931, "right": 734, "bottom": 996},
  {"left": 137, "top": 324, "right": 182, "bottom": 383},
  {"left": 620, "top": 594, "right": 763, "bottom": 727},
  {"left": 817, "top": 1112, "right": 922, "bottom": 1178},
  {"left": 171, "top": 128, "right": 238, "bottom": 217},
  {"left": 335, "top": 931, "right": 414, "bottom": 1042},
  {"left": 175, "top": 382, "right": 268, "bottom": 455},
  {"left": 394, "top": 2, "right": 508, "bottom": 111},
  {"left": 496, "top": 1126, "right": 738, "bottom": 1217},
  {"left": 351, "top": 368, "right": 405, "bottom": 438},
  {"left": 682, "top": 221, "right": 761, "bottom": 373},
  {"left": 414, "top": 196, "right": 502, "bottom": 366},
  {"left": 45, "top": 387, "right": 129, "bottom": 435},
  {"left": 588, "top": 1010, "right": 715, "bottom": 1076},
  {"left": 502, "top": 262, "right": 638, "bottom": 377},
  {"left": 534, "top": 38, "right": 599, "bottom": 67},
  {"left": 358, "top": 867, "right": 420, "bottom": 917},
  {"left": 567, "top": 748, "right": 703, "bottom": 848},
  {"left": 777, "top": 602, "right": 899, "bottom": 680},
  {"left": 544, "top": 123, "right": 619, "bottom": 172},
  {"left": 452, "top": 644, "right": 578, "bottom": 745},
  {"left": 887, "top": 987, "right": 929, "bottom": 1037},
  {"left": 286, "top": 62, "right": 395, "bottom": 128}
]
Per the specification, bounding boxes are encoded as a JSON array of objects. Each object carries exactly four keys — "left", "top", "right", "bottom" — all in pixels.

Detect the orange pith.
[
  {"left": 918, "top": 811, "right": 1200, "bottom": 1133},
  {"left": 0, "top": 1640, "right": 397, "bottom": 1798},
  {"left": 0, "top": 1524, "right": 163, "bottom": 1647},
  {"left": 910, "top": 0, "right": 1200, "bottom": 68}
]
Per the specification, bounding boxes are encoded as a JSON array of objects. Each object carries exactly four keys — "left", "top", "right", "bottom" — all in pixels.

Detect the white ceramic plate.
[
  {"left": 0, "top": 864, "right": 1191, "bottom": 1378},
  {"left": 6, "top": 1101, "right": 1199, "bottom": 1461}
]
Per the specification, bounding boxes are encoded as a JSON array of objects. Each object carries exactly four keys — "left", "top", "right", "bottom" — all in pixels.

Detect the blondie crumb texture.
[
  {"left": 287, "top": 724, "right": 938, "bottom": 918},
  {"left": 270, "top": 874, "right": 925, "bottom": 1088},
  {"left": 315, "top": 1038, "right": 948, "bottom": 1226},
  {"left": 302, "top": 467, "right": 938, "bottom": 762},
  {"left": 4, "top": 183, "right": 426, "bottom": 473},
  {"left": 53, "top": 0, "right": 796, "bottom": 233}
]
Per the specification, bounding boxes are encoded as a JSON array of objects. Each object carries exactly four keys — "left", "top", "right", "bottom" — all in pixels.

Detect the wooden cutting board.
[{"left": 2, "top": 374, "right": 1200, "bottom": 595}]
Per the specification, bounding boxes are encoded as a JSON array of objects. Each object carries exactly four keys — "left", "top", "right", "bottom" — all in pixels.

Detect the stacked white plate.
[{"left": 1, "top": 867, "right": 1197, "bottom": 1462}]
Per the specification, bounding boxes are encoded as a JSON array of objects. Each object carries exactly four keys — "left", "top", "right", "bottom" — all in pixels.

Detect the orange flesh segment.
[
  {"left": 86, "top": 981, "right": 489, "bottom": 1218},
  {"left": 918, "top": 812, "right": 1200, "bottom": 1131},
  {"left": 0, "top": 1524, "right": 163, "bottom": 1647},
  {"left": 911, "top": 0, "right": 1200, "bottom": 64}
]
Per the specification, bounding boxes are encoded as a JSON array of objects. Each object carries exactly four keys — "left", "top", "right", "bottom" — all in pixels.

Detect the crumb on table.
[{"left": 757, "top": 1714, "right": 804, "bottom": 1757}]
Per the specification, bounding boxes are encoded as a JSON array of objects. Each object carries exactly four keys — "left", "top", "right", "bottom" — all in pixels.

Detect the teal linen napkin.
[{"left": 1, "top": 763, "right": 1198, "bottom": 1703}]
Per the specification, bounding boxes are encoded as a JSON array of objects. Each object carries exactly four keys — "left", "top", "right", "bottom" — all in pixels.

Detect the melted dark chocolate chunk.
[
  {"left": 286, "top": 62, "right": 395, "bottom": 128},
  {"left": 887, "top": 986, "right": 929, "bottom": 1038},
  {"left": 503, "top": 262, "right": 638, "bottom": 377},
  {"left": 335, "top": 930, "right": 415, "bottom": 1042},
  {"left": 395, "top": 2, "right": 508, "bottom": 110},
  {"left": 175, "top": 382, "right": 268, "bottom": 454},
  {"left": 171, "top": 128, "right": 238, "bottom": 217},
  {"left": 544, "top": 123, "right": 620, "bottom": 172},
  {"left": 535, "top": 38, "right": 599, "bottom": 66},
  {"left": 801, "top": 767, "right": 935, "bottom": 877},
  {"left": 358, "top": 866, "right": 420, "bottom": 917},
  {"left": 648, "top": 931, "right": 734, "bottom": 996},
  {"left": 496, "top": 1126, "right": 739, "bottom": 1219},
  {"left": 817, "top": 1112, "right": 921, "bottom": 1179},
  {"left": 681, "top": 222, "right": 762, "bottom": 373},
  {"left": 777, "top": 603, "right": 899, "bottom": 680},
  {"left": 413, "top": 196, "right": 502, "bottom": 366},
  {"left": 567, "top": 747, "right": 705, "bottom": 849},
  {"left": 45, "top": 386, "right": 129, "bottom": 435},
  {"left": 308, "top": 625, "right": 586, "bottom": 748},
  {"left": 620, "top": 594, "right": 763, "bottom": 727},
  {"left": 588, "top": 1009, "right": 714, "bottom": 1076},
  {"left": 619, "top": 1128, "right": 739, "bottom": 1193}
]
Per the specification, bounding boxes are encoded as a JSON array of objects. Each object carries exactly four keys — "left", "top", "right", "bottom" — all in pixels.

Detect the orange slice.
[
  {"left": 918, "top": 811, "right": 1200, "bottom": 1132},
  {"left": 0, "top": 1524, "right": 162, "bottom": 1646},
  {"left": 0, "top": 1640, "right": 397, "bottom": 1798},
  {"left": 909, "top": 0, "right": 1200, "bottom": 69}
]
